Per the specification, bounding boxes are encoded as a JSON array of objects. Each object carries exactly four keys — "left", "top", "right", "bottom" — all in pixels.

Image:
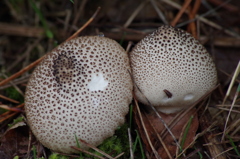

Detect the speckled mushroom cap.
[
  {"left": 130, "top": 25, "right": 217, "bottom": 114},
  {"left": 25, "top": 36, "right": 133, "bottom": 154}
]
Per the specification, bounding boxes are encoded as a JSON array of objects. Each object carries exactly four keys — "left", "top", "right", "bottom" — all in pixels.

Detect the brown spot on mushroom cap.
[
  {"left": 25, "top": 36, "right": 133, "bottom": 153},
  {"left": 130, "top": 25, "right": 217, "bottom": 114}
]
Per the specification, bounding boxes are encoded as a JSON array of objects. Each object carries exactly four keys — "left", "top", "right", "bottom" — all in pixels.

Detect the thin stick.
[
  {"left": 187, "top": 0, "right": 201, "bottom": 38},
  {"left": 68, "top": 0, "right": 88, "bottom": 33},
  {"left": 123, "top": 0, "right": 149, "bottom": 28},
  {"left": 222, "top": 83, "right": 240, "bottom": 141},
  {"left": 132, "top": 75, "right": 183, "bottom": 156},
  {"left": 66, "top": 7, "right": 101, "bottom": 41},
  {"left": 0, "top": 56, "right": 45, "bottom": 87},
  {"left": 222, "top": 61, "right": 240, "bottom": 104},
  {"left": 150, "top": 0, "right": 168, "bottom": 24},
  {"left": 70, "top": 146, "right": 104, "bottom": 159},
  {"left": 171, "top": 0, "right": 192, "bottom": 27},
  {"left": 143, "top": 111, "right": 172, "bottom": 159},
  {"left": 0, "top": 94, "right": 19, "bottom": 104},
  {"left": 208, "top": 0, "right": 238, "bottom": 12},
  {"left": 0, "top": 7, "right": 101, "bottom": 87},
  {"left": 126, "top": 41, "right": 133, "bottom": 54},
  {"left": 114, "top": 152, "right": 125, "bottom": 159},
  {"left": 79, "top": 139, "right": 115, "bottom": 159},
  {"left": 0, "top": 105, "right": 23, "bottom": 112},
  {"left": 134, "top": 97, "right": 161, "bottom": 159},
  {"left": 149, "top": 103, "right": 184, "bottom": 157},
  {"left": 162, "top": 0, "right": 239, "bottom": 37},
  {"left": 0, "top": 103, "right": 24, "bottom": 123},
  {"left": 128, "top": 128, "right": 134, "bottom": 159}
]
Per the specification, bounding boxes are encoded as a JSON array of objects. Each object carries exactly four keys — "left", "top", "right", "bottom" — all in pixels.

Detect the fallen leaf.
[{"left": 134, "top": 103, "right": 199, "bottom": 159}]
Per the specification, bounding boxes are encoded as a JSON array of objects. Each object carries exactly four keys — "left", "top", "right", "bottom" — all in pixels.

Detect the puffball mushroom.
[
  {"left": 24, "top": 36, "right": 133, "bottom": 154},
  {"left": 130, "top": 25, "right": 217, "bottom": 114}
]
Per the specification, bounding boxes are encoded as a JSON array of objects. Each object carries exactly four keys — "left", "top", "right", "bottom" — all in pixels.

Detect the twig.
[
  {"left": 0, "top": 103, "right": 24, "bottom": 123},
  {"left": 0, "top": 75, "right": 30, "bottom": 90},
  {"left": 149, "top": 0, "right": 168, "bottom": 24},
  {"left": 187, "top": 0, "right": 201, "bottom": 38},
  {"left": 214, "top": 105, "right": 240, "bottom": 113},
  {"left": 68, "top": 0, "right": 88, "bottom": 33},
  {"left": 199, "top": 108, "right": 227, "bottom": 159},
  {"left": 0, "top": 94, "right": 19, "bottom": 104},
  {"left": 222, "top": 83, "right": 240, "bottom": 141},
  {"left": 123, "top": 0, "right": 149, "bottom": 28},
  {"left": 150, "top": 106, "right": 186, "bottom": 157},
  {"left": 70, "top": 146, "right": 105, "bottom": 159},
  {"left": 79, "top": 139, "right": 115, "bottom": 159},
  {"left": 133, "top": 77, "right": 183, "bottom": 157},
  {"left": 161, "top": 0, "right": 239, "bottom": 37},
  {"left": 0, "top": 56, "right": 45, "bottom": 87},
  {"left": 208, "top": 0, "right": 239, "bottom": 12},
  {"left": 0, "top": 22, "right": 44, "bottom": 38},
  {"left": 126, "top": 41, "right": 133, "bottom": 54},
  {"left": 199, "top": 36, "right": 240, "bottom": 47},
  {"left": 114, "top": 152, "right": 125, "bottom": 159},
  {"left": 66, "top": 7, "right": 101, "bottom": 41},
  {"left": 0, "top": 7, "right": 101, "bottom": 87},
  {"left": 143, "top": 111, "right": 173, "bottom": 159},
  {"left": 134, "top": 97, "right": 161, "bottom": 159},
  {"left": 0, "top": 105, "right": 23, "bottom": 112},
  {"left": 222, "top": 61, "right": 240, "bottom": 104},
  {"left": 170, "top": 0, "right": 192, "bottom": 27},
  {"left": 229, "top": 118, "right": 240, "bottom": 136},
  {"left": 64, "top": 9, "right": 72, "bottom": 31},
  {"left": 6, "top": 38, "right": 42, "bottom": 72}
]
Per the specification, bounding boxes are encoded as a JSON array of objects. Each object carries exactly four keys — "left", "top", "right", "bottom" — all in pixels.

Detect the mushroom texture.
[
  {"left": 130, "top": 25, "right": 217, "bottom": 114},
  {"left": 25, "top": 36, "right": 133, "bottom": 154}
]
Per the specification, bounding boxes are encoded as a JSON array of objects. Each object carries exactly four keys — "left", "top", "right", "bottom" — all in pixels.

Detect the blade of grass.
[
  {"left": 28, "top": 0, "right": 53, "bottom": 39},
  {"left": 227, "top": 134, "right": 240, "bottom": 156},
  {"left": 74, "top": 134, "right": 83, "bottom": 158},
  {"left": 32, "top": 145, "right": 37, "bottom": 159},
  {"left": 133, "top": 130, "right": 145, "bottom": 159},
  {"left": 194, "top": 146, "right": 203, "bottom": 159},
  {"left": 180, "top": 115, "right": 194, "bottom": 148},
  {"left": 180, "top": 116, "right": 194, "bottom": 150}
]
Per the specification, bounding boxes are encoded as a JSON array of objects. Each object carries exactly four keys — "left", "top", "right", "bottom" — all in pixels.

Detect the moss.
[
  {"left": 4, "top": 86, "right": 24, "bottom": 103},
  {"left": 83, "top": 123, "right": 130, "bottom": 159}
]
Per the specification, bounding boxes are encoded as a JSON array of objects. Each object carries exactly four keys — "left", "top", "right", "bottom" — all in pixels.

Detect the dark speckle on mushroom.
[
  {"left": 53, "top": 54, "right": 75, "bottom": 87},
  {"left": 24, "top": 36, "right": 133, "bottom": 154},
  {"left": 130, "top": 25, "right": 217, "bottom": 114}
]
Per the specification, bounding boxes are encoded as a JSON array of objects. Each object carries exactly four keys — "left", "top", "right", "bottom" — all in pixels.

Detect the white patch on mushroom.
[
  {"left": 88, "top": 73, "right": 108, "bottom": 91},
  {"left": 184, "top": 94, "right": 194, "bottom": 101},
  {"left": 130, "top": 25, "right": 217, "bottom": 114},
  {"left": 162, "top": 96, "right": 172, "bottom": 102},
  {"left": 25, "top": 36, "right": 133, "bottom": 154}
]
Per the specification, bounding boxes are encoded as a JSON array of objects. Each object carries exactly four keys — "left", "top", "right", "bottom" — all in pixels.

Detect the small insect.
[{"left": 163, "top": 89, "right": 172, "bottom": 98}]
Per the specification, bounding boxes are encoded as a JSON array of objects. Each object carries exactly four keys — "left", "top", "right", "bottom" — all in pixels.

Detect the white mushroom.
[
  {"left": 130, "top": 25, "right": 217, "bottom": 114},
  {"left": 24, "top": 36, "right": 133, "bottom": 154}
]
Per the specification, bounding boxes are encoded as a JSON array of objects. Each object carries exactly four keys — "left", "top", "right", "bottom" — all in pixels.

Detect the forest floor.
[{"left": 0, "top": 0, "right": 239, "bottom": 159}]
